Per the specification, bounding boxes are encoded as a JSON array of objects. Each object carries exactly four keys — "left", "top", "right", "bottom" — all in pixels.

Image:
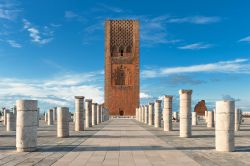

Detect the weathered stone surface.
[
  {"left": 85, "top": 99, "right": 92, "bottom": 128},
  {"left": 6, "top": 112, "right": 15, "bottom": 131},
  {"left": 154, "top": 100, "right": 162, "bottom": 128},
  {"left": 16, "top": 99, "right": 38, "bottom": 152},
  {"left": 47, "top": 109, "right": 53, "bottom": 126},
  {"left": 216, "top": 100, "right": 235, "bottom": 152},
  {"left": 192, "top": 112, "right": 197, "bottom": 126},
  {"left": 207, "top": 111, "right": 214, "bottom": 128},
  {"left": 57, "top": 107, "right": 69, "bottom": 138},
  {"left": 148, "top": 103, "right": 154, "bottom": 126},
  {"left": 92, "top": 103, "right": 97, "bottom": 126},
  {"left": 163, "top": 95, "right": 173, "bottom": 131},
  {"left": 179, "top": 89, "right": 192, "bottom": 138},
  {"left": 74, "top": 96, "right": 84, "bottom": 131},
  {"left": 104, "top": 20, "right": 139, "bottom": 116}
]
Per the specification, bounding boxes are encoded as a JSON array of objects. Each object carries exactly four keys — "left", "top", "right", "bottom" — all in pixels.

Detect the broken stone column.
[
  {"left": 135, "top": 108, "right": 138, "bottom": 121},
  {"left": 163, "top": 96, "right": 173, "bottom": 131},
  {"left": 216, "top": 100, "right": 235, "bottom": 152},
  {"left": 148, "top": 103, "right": 154, "bottom": 126},
  {"left": 75, "top": 96, "right": 84, "bottom": 131},
  {"left": 3, "top": 109, "right": 9, "bottom": 126},
  {"left": 154, "top": 100, "right": 162, "bottom": 128},
  {"left": 85, "top": 99, "right": 92, "bottom": 128},
  {"left": 235, "top": 108, "right": 240, "bottom": 131},
  {"left": 97, "top": 104, "right": 101, "bottom": 124},
  {"left": 207, "top": 111, "right": 214, "bottom": 128},
  {"left": 6, "top": 112, "right": 16, "bottom": 131},
  {"left": 37, "top": 108, "right": 40, "bottom": 127},
  {"left": 141, "top": 105, "right": 145, "bottom": 123},
  {"left": 53, "top": 107, "right": 57, "bottom": 122},
  {"left": 57, "top": 107, "right": 69, "bottom": 138},
  {"left": 47, "top": 109, "right": 53, "bottom": 125},
  {"left": 16, "top": 100, "right": 38, "bottom": 152},
  {"left": 92, "top": 103, "right": 97, "bottom": 126},
  {"left": 179, "top": 89, "right": 192, "bottom": 138},
  {"left": 138, "top": 106, "right": 141, "bottom": 122},
  {"left": 44, "top": 113, "right": 47, "bottom": 122},
  {"left": 205, "top": 110, "right": 208, "bottom": 123},
  {"left": 192, "top": 112, "right": 197, "bottom": 126},
  {"left": 144, "top": 105, "right": 149, "bottom": 124}
]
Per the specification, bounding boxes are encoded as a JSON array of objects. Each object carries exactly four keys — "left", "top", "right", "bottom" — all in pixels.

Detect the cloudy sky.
[{"left": 0, "top": 0, "right": 250, "bottom": 112}]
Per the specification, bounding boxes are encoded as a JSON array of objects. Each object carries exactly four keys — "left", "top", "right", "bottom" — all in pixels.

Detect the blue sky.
[{"left": 0, "top": 0, "right": 250, "bottom": 112}]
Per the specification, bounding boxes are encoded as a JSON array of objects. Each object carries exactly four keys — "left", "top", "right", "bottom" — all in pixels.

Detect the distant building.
[{"left": 194, "top": 100, "right": 208, "bottom": 115}]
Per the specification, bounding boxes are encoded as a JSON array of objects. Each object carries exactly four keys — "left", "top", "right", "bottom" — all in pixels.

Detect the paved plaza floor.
[{"left": 1, "top": 118, "right": 250, "bottom": 165}]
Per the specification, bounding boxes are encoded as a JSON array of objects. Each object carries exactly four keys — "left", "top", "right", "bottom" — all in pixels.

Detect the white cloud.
[
  {"left": 178, "top": 43, "right": 212, "bottom": 50},
  {"left": 0, "top": 1, "right": 20, "bottom": 20},
  {"left": 140, "top": 92, "right": 152, "bottom": 99},
  {"left": 7, "top": 40, "right": 22, "bottom": 48},
  {"left": 239, "top": 36, "right": 250, "bottom": 43},
  {"left": 0, "top": 71, "right": 104, "bottom": 112},
  {"left": 65, "top": 11, "right": 78, "bottom": 19},
  {"left": 142, "top": 58, "right": 250, "bottom": 78},
  {"left": 23, "top": 19, "right": 53, "bottom": 45},
  {"left": 168, "top": 16, "right": 221, "bottom": 24}
]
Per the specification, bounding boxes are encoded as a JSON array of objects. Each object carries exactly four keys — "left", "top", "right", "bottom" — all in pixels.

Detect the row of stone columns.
[
  {"left": 135, "top": 89, "right": 240, "bottom": 152},
  {"left": 10, "top": 97, "right": 109, "bottom": 153}
]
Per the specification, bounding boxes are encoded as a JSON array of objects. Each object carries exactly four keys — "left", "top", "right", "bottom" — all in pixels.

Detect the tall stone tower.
[{"left": 104, "top": 20, "right": 140, "bottom": 116}]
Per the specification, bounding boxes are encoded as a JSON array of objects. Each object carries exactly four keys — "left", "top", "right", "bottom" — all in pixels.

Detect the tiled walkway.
[{"left": 53, "top": 119, "right": 199, "bottom": 166}]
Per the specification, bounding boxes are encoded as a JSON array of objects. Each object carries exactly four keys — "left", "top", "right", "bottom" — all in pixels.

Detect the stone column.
[
  {"left": 144, "top": 105, "right": 148, "bottom": 124},
  {"left": 235, "top": 108, "right": 240, "bottom": 131},
  {"left": 37, "top": 108, "right": 40, "bottom": 127},
  {"left": 75, "top": 96, "right": 84, "bottom": 131},
  {"left": 205, "top": 110, "right": 208, "bottom": 123},
  {"left": 154, "top": 100, "right": 162, "bottom": 128},
  {"left": 92, "top": 103, "right": 97, "bottom": 126},
  {"left": 100, "top": 105, "right": 104, "bottom": 122},
  {"left": 179, "top": 89, "right": 192, "bottom": 138},
  {"left": 97, "top": 104, "right": 101, "bottom": 124},
  {"left": 192, "top": 112, "right": 197, "bottom": 126},
  {"left": 163, "top": 96, "right": 173, "bottom": 131},
  {"left": 6, "top": 112, "right": 16, "bottom": 131},
  {"left": 207, "top": 111, "right": 214, "bottom": 128},
  {"left": 16, "top": 100, "right": 38, "bottom": 152},
  {"left": 135, "top": 108, "right": 138, "bottom": 121},
  {"left": 141, "top": 106, "right": 145, "bottom": 123},
  {"left": 3, "top": 109, "right": 9, "bottom": 126},
  {"left": 148, "top": 103, "right": 154, "bottom": 126},
  {"left": 57, "top": 107, "right": 69, "bottom": 138},
  {"left": 216, "top": 100, "right": 235, "bottom": 152},
  {"left": 53, "top": 107, "right": 57, "bottom": 122},
  {"left": 138, "top": 106, "right": 141, "bottom": 122},
  {"left": 47, "top": 109, "right": 53, "bottom": 125},
  {"left": 44, "top": 113, "right": 47, "bottom": 122},
  {"left": 85, "top": 99, "right": 92, "bottom": 128}
]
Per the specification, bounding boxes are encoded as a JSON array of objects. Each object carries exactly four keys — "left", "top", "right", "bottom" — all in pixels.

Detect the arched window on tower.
[{"left": 119, "top": 46, "right": 124, "bottom": 57}]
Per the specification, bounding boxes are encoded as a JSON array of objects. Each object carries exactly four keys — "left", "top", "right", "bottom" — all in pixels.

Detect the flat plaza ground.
[{"left": 1, "top": 118, "right": 250, "bottom": 166}]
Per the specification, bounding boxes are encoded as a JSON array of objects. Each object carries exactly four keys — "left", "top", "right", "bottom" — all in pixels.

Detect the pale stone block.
[
  {"left": 85, "top": 99, "right": 92, "bottom": 128},
  {"left": 47, "top": 109, "right": 53, "bottom": 125},
  {"left": 6, "top": 112, "right": 16, "bottom": 131},
  {"left": 207, "top": 111, "right": 214, "bottom": 128},
  {"left": 144, "top": 105, "right": 148, "bottom": 124},
  {"left": 148, "top": 103, "right": 154, "bottom": 126},
  {"left": 163, "top": 95, "right": 173, "bottom": 131},
  {"left": 154, "top": 100, "right": 162, "bottom": 128},
  {"left": 97, "top": 104, "right": 101, "bottom": 124},
  {"left": 179, "top": 89, "right": 192, "bottom": 138},
  {"left": 57, "top": 107, "right": 69, "bottom": 138},
  {"left": 215, "top": 100, "right": 235, "bottom": 152},
  {"left": 92, "top": 103, "right": 97, "bottom": 126},
  {"left": 192, "top": 112, "right": 197, "bottom": 126},
  {"left": 75, "top": 96, "right": 84, "bottom": 131},
  {"left": 16, "top": 100, "right": 38, "bottom": 152},
  {"left": 235, "top": 108, "right": 240, "bottom": 131}
]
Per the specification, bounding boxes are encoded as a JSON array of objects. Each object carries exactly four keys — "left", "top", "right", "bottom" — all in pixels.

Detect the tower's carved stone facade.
[{"left": 105, "top": 20, "right": 139, "bottom": 116}]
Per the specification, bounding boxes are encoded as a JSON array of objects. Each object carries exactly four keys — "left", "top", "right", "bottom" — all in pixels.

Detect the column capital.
[
  {"left": 75, "top": 96, "right": 85, "bottom": 99},
  {"left": 179, "top": 89, "right": 192, "bottom": 95}
]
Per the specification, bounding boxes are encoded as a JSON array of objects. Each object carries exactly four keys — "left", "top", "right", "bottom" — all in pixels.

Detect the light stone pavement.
[{"left": 1, "top": 118, "right": 250, "bottom": 165}]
